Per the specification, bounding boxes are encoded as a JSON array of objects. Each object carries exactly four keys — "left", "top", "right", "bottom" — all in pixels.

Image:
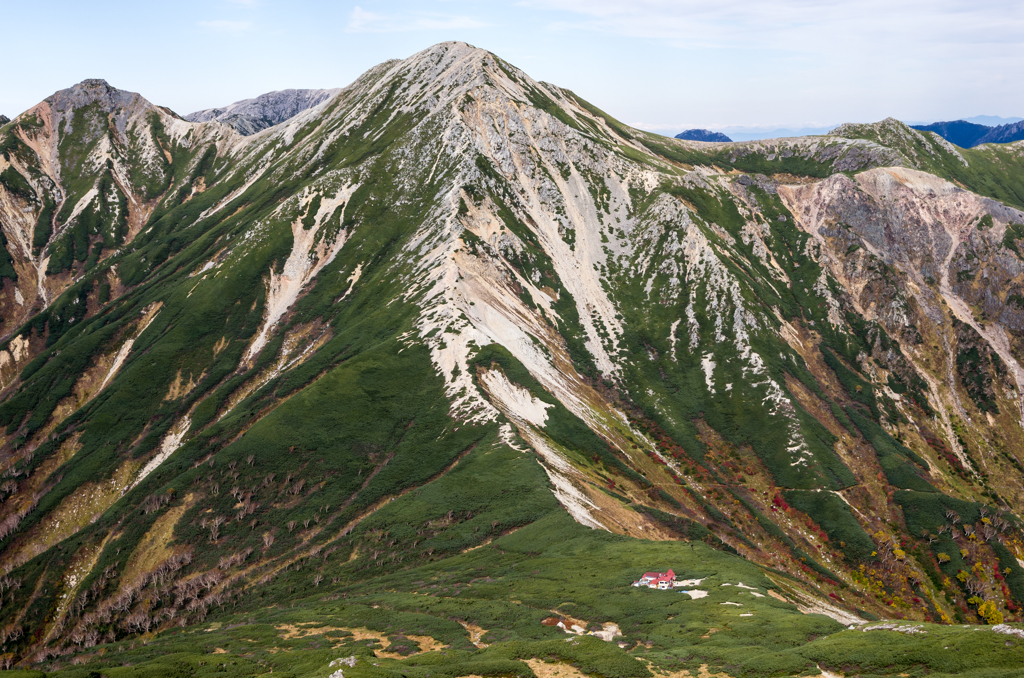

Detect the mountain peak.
[
  {"left": 43, "top": 77, "right": 150, "bottom": 118},
  {"left": 828, "top": 116, "right": 909, "bottom": 138},
  {"left": 185, "top": 87, "right": 342, "bottom": 135}
]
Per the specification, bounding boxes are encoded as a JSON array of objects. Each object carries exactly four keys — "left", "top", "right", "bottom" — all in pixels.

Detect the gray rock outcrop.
[{"left": 185, "top": 88, "right": 341, "bottom": 135}]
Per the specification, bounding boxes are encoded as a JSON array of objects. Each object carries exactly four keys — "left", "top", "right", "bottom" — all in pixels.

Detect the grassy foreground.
[{"left": 19, "top": 505, "right": 1024, "bottom": 678}]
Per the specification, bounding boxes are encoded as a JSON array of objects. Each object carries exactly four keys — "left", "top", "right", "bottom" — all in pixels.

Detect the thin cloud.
[
  {"left": 198, "top": 20, "right": 254, "bottom": 32},
  {"left": 346, "top": 6, "right": 489, "bottom": 33},
  {"left": 524, "top": 0, "right": 1024, "bottom": 53}
]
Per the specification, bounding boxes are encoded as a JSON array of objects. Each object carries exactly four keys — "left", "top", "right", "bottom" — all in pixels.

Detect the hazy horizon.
[{"left": 3, "top": 1, "right": 1022, "bottom": 136}]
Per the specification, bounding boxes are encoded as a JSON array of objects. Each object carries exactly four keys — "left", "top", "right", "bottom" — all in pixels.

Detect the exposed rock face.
[
  {"left": 0, "top": 115, "right": 9, "bottom": 125},
  {"left": 185, "top": 88, "right": 341, "bottom": 135},
  {"left": 0, "top": 78, "right": 236, "bottom": 340},
  {"left": 675, "top": 128, "right": 732, "bottom": 142},
  {"left": 780, "top": 166, "right": 1024, "bottom": 461}
]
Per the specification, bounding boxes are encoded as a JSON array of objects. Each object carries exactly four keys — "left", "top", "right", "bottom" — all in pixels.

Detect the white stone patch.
[
  {"left": 681, "top": 590, "right": 708, "bottom": 599},
  {"left": 99, "top": 303, "right": 162, "bottom": 392},
  {"left": 243, "top": 183, "right": 359, "bottom": 364},
  {"left": 701, "top": 353, "right": 716, "bottom": 393},
  {"left": 519, "top": 428, "right": 605, "bottom": 530},
  {"left": 862, "top": 623, "right": 925, "bottom": 635},
  {"left": 63, "top": 187, "right": 99, "bottom": 231},
  {"left": 480, "top": 369, "right": 552, "bottom": 427},
  {"left": 130, "top": 414, "right": 191, "bottom": 491},
  {"left": 337, "top": 262, "right": 363, "bottom": 302},
  {"left": 993, "top": 624, "right": 1024, "bottom": 640}
]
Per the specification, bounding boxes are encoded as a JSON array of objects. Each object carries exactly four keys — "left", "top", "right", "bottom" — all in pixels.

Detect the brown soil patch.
[
  {"left": 551, "top": 610, "right": 589, "bottom": 633},
  {"left": 646, "top": 663, "right": 729, "bottom": 678},
  {"left": 461, "top": 537, "right": 493, "bottom": 553},
  {"left": 696, "top": 666, "right": 732, "bottom": 678},
  {"left": 525, "top": 659, "right": 590, "bottom": 678},
  {"left": 767, "top": 590, "right": 789, "bottom": 602},
  {"left": 648, "top": 670, "right": 694, "bottom": 678},
  {"left": 165, "top": 369, "right": 200, "bottom": 401},
  {"left": 121, "top": 494, "right": 195, "bottom": 585},
  {"left": 700, "top": 628, "right": 719, "bottom": 640},
  {"left": 275, "top": 625, "right": 445, "bottom": 658},
  {"left": 276, "top": 624, "right": 351, "bottom": 640},
  {"left": 1, "top": 457, "right": 140, "bottom": 572},
  {"left": 456, "top": 620, "right": 488, "bottom": 647}
]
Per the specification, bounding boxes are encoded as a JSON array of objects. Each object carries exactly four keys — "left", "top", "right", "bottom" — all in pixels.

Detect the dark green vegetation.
[
  {"left": 1, "top": 43, "right": 1024, "bottom": 677},
  {"left": 12, "top": 520, "right": 1024, "bottom": 678}
]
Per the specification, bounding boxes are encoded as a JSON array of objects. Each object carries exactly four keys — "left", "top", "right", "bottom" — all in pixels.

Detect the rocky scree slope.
[
  {"left": 1, "top": 42, "right": 1024, "bottom": 675},
  {"left": 185, "top": 88, "right": 343, "bottom": 136}
]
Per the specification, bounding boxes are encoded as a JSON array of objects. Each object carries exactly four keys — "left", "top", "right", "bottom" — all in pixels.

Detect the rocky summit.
[
  {"left": 2, "top": 42, "right": 1024, "bottom": 677},
  {"left": 184, "top": 88, "right": 343, "bottom": 136}
]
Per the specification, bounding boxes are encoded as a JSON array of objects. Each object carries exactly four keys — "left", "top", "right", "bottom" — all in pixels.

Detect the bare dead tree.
[{"left": 209, "top": 515, "right": 227, "bottom": 542}]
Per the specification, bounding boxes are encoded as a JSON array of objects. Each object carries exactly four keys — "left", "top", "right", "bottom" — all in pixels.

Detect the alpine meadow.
[{"left": 4, "top": 41, "right": 1024, "bottom": 677}]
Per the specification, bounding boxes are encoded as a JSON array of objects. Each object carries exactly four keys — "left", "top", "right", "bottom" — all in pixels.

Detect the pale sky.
[{"left": 3, "top": 0, "right": 1022, "bottom": 135}]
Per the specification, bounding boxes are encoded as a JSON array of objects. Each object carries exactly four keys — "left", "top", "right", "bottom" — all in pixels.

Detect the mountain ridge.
[
  {"left": 184, "top": 87, "right": 342, "bottom": 136},
  {"left": 1, "top": 41, "right": 1024, "bottom": 676},
  {"left": 913, "top": 118, "right": 1024, "bottom": 148}
]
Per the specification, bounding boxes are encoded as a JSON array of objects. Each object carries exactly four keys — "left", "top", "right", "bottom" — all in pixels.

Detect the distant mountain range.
[
  {"left": 912, "top": 118, "right": 1024, "bottom": 148},
  {"left": 184, "top": 87, "right": 341, "bottom": 135},
  {"left": 671, "top": 116, "right": 1024, "bottom": 145},
  {"left": 961, "top": 114, "right": 1024, "bottom": 127},
  {"left": 674, "top": 128, "right": 731, "bottom": 142}
]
